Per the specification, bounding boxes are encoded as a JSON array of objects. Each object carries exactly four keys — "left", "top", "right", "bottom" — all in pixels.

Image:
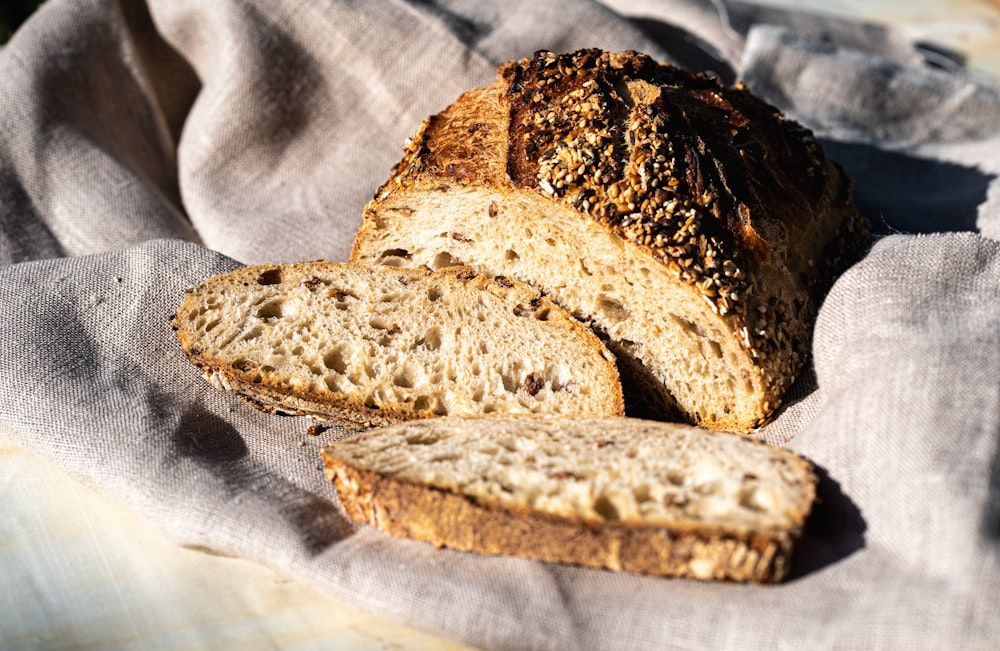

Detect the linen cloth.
[{"left": 1, "top": 0, "right": 999, "bottom": 648}]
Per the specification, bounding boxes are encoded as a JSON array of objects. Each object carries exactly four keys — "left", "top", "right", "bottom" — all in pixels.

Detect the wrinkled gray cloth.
[{"left": 2, "top": 1, "right": 999, "bottom": 649}]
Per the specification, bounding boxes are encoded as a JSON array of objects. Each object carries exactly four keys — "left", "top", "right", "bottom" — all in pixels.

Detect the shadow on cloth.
[
  {"left": 171, "top": 404, "right": 353, "bottom": 556},
  {"left": 787, "top": 464, "right": 867, "bottom": 581},
  {"left": 821, "top": 141, "right": 995, "bottom": 235},
  {"left": 627, "top": 17, "right": 737, "bottom": 83},
  {"left": 981, "top": 429, "right": 1000, "bottom": 547}
]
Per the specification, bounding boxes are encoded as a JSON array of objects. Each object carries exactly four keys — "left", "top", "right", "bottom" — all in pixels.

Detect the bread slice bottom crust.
[
  {"left": 327, "top": 461, "right": 794, "bottom": 582},
  {"left": 322, "top": 416, "right": 816, "bottom": 582}
]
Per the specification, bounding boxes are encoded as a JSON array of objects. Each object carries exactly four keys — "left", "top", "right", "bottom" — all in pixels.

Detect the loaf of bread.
[
  {"left": 351, "top": 49, "right": 870, "bottom": 432},
  {"left": 173, "top": 262, "right": 624, "bottom": 428},
  {"left": 322, "top": 415, "right": 817, "bottom": 582}
]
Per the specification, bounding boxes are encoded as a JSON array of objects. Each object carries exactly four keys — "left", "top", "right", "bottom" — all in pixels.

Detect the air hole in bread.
[
  {"left": 593, "top": 495, "right": 620, "bottom": 521},
  {"left": 431, "top": 251, "right": 456, "bottom": 270},
  {"left": 323, "top": 348, "right": 348, "bottom": 374},
  {"left": 414, "top": 326, "right": 442, "bottom": 351},
  {"left": 378, "top": 248, "right": 412, "bottom": 262},
  {"left": 670, "top": 314, "right": 701, "bottom": 337},
  {"left": 324, "top": 375, "right": 341, "bottom": 392},
  {"left": 504, "top": 249, "right": 519, "bottom": 262},
  {"left": 204, "top": 317, "right": 221, "bottom": 332},
  {"left": 404, "top": 428, "right": 438, "bottom": 445},
  {"left": 739, "top": 485, "right": 771, "bottom": 512},
  {"left": 545, "top": 363, "right": 572, "bottom": 391},
  {"left": 231, "top": 359, "right": 256, "bottom": 372},
  {"left": 256, "top": 300, "right": 283, "bottom": 320},
  {"left": 545, "top": 237, "right": 557, "bottom": 247},
  {"left": 256, "top": 269, "right": 282, "bottom": 285},
  {"left": 708, "top": 341, "right": 724, "bottom": 359},
  {"left": 240, "top": 325, "right": 263, "bottom": 341},
  {"left": 393, "top": 369, "right": 415, "bottom": 389},
  {"left": 427, "top": 285, "right": 443, "bottom": 302},
  {"left": 501, "top": 362, "right": 523, "bottom": 393},
  {"left": 597, "top": 294, "right": 629, "bottom": 322},
  {"left": 513, "top": 299, "right": 548, "bottom": 319},
  {"left": 369, "top": 317, "right": 395, "bottom": 331},
  {"left": 327, "top": 287, "right": 360, "bottom": 304},
  {"left": 413, "top": 396, "right": 431, "bottom": 412},
  {"left": 580, "top": 259, "right": 594, "bottom": 276}
]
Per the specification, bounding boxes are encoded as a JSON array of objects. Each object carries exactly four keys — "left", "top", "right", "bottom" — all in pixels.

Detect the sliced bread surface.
[
  {"left": 322, "top": 416, "right": 817, "bottom": 582},
  {"left": 351, "top": 49, "right": 870, "bottom": 432},
  {"left": 173, "top": 263, "right": 624, "bottom": 428}
]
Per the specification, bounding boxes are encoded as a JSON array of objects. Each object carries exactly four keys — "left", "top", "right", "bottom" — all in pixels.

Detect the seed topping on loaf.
[
  {"left": 359, "top": 49, "right": 869, "bottom": 430},
  {"left": 501, "top": 49, "right": 865, "bottom": 389}
]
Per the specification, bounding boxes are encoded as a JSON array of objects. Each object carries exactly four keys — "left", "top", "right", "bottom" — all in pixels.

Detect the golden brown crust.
[
  {"left": 357, "top": 49, "right": 869, "bottom": 431},
  {"left": 324, "top": 454, "right": 805, "bottom": 582}
]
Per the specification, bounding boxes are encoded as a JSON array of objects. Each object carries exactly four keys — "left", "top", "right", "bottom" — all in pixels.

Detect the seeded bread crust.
[
  {"left": 351, "top": 49, "right": 870, "bottom": 432},
  {"left": 173, "top": 263, "right": 624, "bottom": 428},
  {"left": 322, "top": 416, "right": 818, "bottom": 582}
]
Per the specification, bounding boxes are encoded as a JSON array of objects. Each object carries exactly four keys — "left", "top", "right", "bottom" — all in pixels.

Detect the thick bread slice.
[
  {"left": 322, "top": 416, "right": 817, "bottom": 582},
  {"left": 351, "top": 49, "right": 870, "bottom": 432},
  {"left": 173, "top": 263, "right": 624, "bottom": 428}
]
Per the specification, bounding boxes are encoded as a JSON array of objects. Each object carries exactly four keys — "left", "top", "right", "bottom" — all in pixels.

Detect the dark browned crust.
[
  {"left": 323, "top": 452, "right": 812, "bottom": 583},
  {"left": 360, "top": 49, "right": 870, "bottom": 430}
]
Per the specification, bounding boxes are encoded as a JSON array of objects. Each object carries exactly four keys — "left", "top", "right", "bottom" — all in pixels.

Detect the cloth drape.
[{"left": 1, "top": 1, "right": 998, "bottom": 648}]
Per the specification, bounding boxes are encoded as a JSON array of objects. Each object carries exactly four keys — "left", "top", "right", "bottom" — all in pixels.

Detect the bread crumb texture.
[
  {"left": 173, "top": 263, "right": 623, "bottom": 427},
  {"left": 323, "top": 416, "right": 817, "bottom": 582},
  {"left": 353, "top": 49, "right": 870, "bottom": 432}
]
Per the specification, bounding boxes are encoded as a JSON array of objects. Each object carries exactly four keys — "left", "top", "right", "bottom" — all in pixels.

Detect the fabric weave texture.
[{"left": 1, "top": 1, "right": 998, "bottom": 649}]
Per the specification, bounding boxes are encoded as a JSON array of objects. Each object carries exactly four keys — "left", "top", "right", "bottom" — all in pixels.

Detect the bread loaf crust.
[{"left": 353, "top": 49, "right": 870, "bottom": 431}]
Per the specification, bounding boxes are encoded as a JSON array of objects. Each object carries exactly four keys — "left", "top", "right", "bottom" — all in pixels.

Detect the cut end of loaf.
[
  {"left": 353, "top": 48, "right": 870, "bottom": 433},
  {"left": 322, "top": 416, "right": 818, "bottom": 582},
  {"left": 174, "top": 262, "right": 624, "bottom": 427}
]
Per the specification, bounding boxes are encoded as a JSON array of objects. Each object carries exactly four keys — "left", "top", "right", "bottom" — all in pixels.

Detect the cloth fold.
[{"left": 2, "top": 1, "right": 998, "bottom": 649}]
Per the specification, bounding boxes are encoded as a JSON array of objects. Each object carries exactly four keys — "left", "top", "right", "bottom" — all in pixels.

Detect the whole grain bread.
[
  {"left": 173, "top": 262, "right": 624, "bottom": 428},
  {"left": 322, "top": 415, "right": 817, "bottom": 582},
  {"left": 351, "top": 49, "right": 870, "bottom": 432}
]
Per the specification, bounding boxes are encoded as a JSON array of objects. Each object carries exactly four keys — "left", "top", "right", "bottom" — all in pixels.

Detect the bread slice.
[
  {"left": 350, "top": 49, "right": 870, "bottom": 432},
  {"left": 173, "top": 263, "right": 624, "bottom": 428},
  {"left": 322, "top": 416, "right": 817, "bottom": 582}
]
